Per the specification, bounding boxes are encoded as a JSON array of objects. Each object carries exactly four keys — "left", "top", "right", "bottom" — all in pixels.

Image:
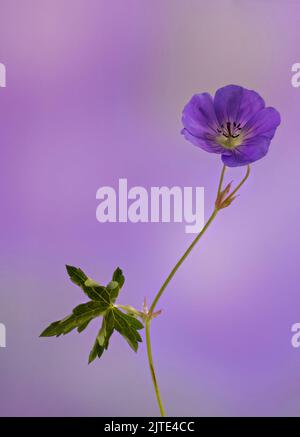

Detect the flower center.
[{"left": 216, "top": 121, "right": 243, "bottom": 149}]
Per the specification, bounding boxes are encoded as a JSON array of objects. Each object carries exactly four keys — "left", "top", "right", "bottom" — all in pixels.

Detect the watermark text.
[
  {"left": 0, "top": 63, "right": 6, "bottom": 87},
  {"left": 96, "top": 179, "right": 205, "bottom": 234},
  {"left": 0, "top": 323, "right": 6, "bottom": 348},
  {"left": 291, "top": 63, "right": 300, "bottom": 88}
]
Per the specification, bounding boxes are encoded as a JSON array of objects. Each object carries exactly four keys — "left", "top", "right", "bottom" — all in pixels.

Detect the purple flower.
[{"left": 181, "top": 85, "right": 281, "bottom": 167}]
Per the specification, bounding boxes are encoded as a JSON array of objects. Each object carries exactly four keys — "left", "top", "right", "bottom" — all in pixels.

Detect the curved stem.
[
  {"left": 149, "top": 208, "right": 218, "bottom": 315},
  {"left": 227, "top": 164, "right": 250, "bottom": 200},
  {"left": 144, "top": 163, "right": 250, "bottom": 416},
  {"left": 145, "top": 209, "right": 218, "bottom": 416}
]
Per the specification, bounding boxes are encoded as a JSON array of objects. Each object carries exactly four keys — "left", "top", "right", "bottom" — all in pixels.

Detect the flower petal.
[
  {"left": 213, "top": 85, "right": 244, "bottom": 125},
  {"left": 181, "top": 128, "right": 223, "bottom": 154},
  {"left": 243, "top": 107, "right": 281, "bottom": 139},
  {"left": 181, "top": 93, "right": 219, "bottom": 137},
  {"left": 221, "top": 135, "right": 272, "bottom": 167},
  {"left": 237, "top": 88, "right": 265, "bottom": 124},
  {"left": 214, "top": 85, "right": 266, "bottom": 126}
]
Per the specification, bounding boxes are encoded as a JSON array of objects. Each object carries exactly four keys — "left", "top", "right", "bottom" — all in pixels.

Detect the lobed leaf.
[{"left": 41, "top": 265, "right": 143, "bottom": 364}]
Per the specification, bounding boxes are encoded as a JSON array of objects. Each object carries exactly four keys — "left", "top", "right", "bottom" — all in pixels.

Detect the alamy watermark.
[
  {"left": 291, "top": 323, "right": 300, "bottom": 348},
  {"left": 96, "top": 178, "right": 205, "bottom": 234},
  {"left": 0, "top": 323, "right": 6, "bottom": 348},
  {"left": 291, "top": 63, "right": 300, "bottom": 88},
  {"left": 0, "top": 62, "right": 6, "bottom": 87}
]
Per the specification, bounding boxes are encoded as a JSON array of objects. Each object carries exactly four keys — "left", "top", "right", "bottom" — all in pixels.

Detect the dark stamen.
[{"left": 218, "top": 121, "right": 242, "bottom": 139}]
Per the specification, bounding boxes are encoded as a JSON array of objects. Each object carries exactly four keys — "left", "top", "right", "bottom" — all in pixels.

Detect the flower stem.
[
  {"left": 144, "top": 209, "right": 218, "bottom": 416},
  {"left": 217, "top": 164, "right": 226, "bottom": 197},
  {"left": 145, "top": 163, "right": 250, "bottom": 416},
  {"left": 227, "top": 164, "right": 250, "bottom": 200},
  {"left": 145, "top": 320, "right": 166, "bottom": 416},
  {"left": 149, "top": 208, "right": 218, "bottom": 315}
]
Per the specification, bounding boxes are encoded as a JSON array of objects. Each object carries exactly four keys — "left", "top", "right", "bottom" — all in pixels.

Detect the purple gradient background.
[{"left": 1, "top": 0, "right": 300, "bottom": 417}]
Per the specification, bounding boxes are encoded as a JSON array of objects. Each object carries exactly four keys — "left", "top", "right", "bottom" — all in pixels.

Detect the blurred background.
[{"left": 1, "top": 0, "right": 300, "bottom": 416}]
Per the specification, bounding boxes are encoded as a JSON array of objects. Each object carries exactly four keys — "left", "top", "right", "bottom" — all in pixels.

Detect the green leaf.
[
  {"left": 88, "top": 310, "right": 115, "bottom": 364},
  {"left": 66, "top": 265, "right": 88, "bottom": 287},
  {"left": 72, "top": 301, "right": 108, "bottom": 316},
  {"left": 84, "top": 282, "right": 111, "bottom": 305},
  {"left": 40, "top": 301, "right": 108, "bottom": 338},
  {"left": 40, "top": 320, "right": 61, "bottom": 337},
  {"left": 88, "top": 339, "right": 104, "bottom": 364},
  {"left": 112, "top": 267, "right": 125, "bottom": 289},
  {"left": 106, "top": 281, "right": 120, "bottom": 303},
  {"left": 106, "top": 266, "right": 125, "bottom": 303},
  {"left": 66, "top": 265, "right": 110, "bottom": 302},
  {"left": 102, "top": 309, "right": 114, "bottom": 349},
  {"left": 106, "top": 267, "right": 125, "bottom": 302},
  {"left": 41, "top": 265, "right": 144, "bottom": 364},
  {"left": 96, "top": 316, "right": 109, "bottom": 347},
  {"left": 77, "top": 319, "right": 92, "bottom": 333},
  {"left": 112, "top": 308, "right": 143, "bottom": 352},
  {"left": 83, "top": 279, "right": 108, "bottom": 301}
]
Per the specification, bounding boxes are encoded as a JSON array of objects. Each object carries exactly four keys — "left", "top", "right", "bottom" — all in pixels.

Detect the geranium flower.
[{"left": 181, "top": 84, "right": 280, "bottom": 167}]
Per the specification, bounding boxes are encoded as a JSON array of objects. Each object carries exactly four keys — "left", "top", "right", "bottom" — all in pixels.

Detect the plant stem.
[
  {"left": 144, "top": 208, "right": 218, "bottom": 417},
  {"left": 149, "top": 208, "right": 218, "bottom": 315},
  {"left": 144, "top": 163, "right": 250, "bottom": 416},
  {"left": 217, "top": 164, "right": 226, "bottom": 196},
  {"left": 145, "top": 320, "right": 166, "bottom": 416},
  {"left": 227, "top": 165, "right": 250, "bottom": 200}
]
